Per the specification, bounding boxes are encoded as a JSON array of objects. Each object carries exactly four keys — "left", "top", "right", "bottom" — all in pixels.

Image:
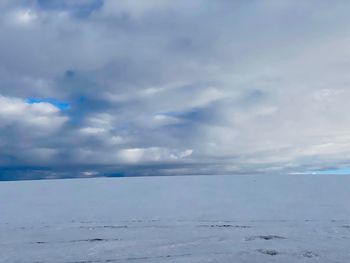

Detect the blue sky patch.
[{"left": 26, "top": 98, "right": 70, "bottom": 110}]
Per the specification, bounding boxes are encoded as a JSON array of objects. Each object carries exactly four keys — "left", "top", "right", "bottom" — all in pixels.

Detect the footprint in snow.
[
  {"left": 246, "top": 235, "right": 286, "bottom": 241},
  {"left": 257, "top": 249, "right": 279, "bottom": 256}
]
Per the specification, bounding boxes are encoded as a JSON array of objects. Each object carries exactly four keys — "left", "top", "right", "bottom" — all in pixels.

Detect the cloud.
[
  {"left": 0, "top": 95, "right": 67, "bottom": 130},
  {"left": 9, "top": 9, "right": 38, "bottom": 26},
  {"left": 1, "top": 0, "right": 350, "bottom": 179},
  {"left": 0, "top": 95, "right": 68, "bottom": 166},
  {"left": 118, "top": 147, "right": 193, "bottom": 164}
]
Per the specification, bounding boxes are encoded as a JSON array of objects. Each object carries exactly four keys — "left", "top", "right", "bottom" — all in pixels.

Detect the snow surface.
[{"left": 1, "top": 174, "right": 350, "bottom": 262}]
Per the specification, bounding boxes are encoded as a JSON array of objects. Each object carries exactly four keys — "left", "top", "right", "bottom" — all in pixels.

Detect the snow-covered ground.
[{"left": 1, "top": 174, "right": 350, "bottom": 263}]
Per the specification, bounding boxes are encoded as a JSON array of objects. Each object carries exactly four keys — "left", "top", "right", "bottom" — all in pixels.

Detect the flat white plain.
[{"left": 1, "top": 174, "right": 350, "bottom": 263}]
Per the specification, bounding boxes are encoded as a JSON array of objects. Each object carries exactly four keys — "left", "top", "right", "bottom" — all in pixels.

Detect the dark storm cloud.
[{"left": 2, "top": 0, "right": 350, "bottom": 180}]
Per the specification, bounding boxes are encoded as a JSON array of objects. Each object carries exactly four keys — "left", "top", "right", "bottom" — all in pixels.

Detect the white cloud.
[
  {"left": 82, "top": 170, "right": 99, "bottom": 177},
  {"left": 118, "top": 147, "right": 193, "bottom": 164},
  {"left": 9, "top": 9, "right": 38, "bottom": 26},
  {"left": 79, "top": 127, "right": 106, "bottom": 135},
  {"left": 0, "top": 95, "right": 67, "bottom": 131}
]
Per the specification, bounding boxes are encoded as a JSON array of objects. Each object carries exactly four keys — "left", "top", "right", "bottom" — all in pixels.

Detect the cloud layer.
[{"left": 1, "top": 0, "right": 350, "bottom": 179}]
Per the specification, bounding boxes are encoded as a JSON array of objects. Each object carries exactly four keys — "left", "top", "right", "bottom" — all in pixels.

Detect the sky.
[{"left": 1, "top": 0, "right": 350, "bottom": 180}]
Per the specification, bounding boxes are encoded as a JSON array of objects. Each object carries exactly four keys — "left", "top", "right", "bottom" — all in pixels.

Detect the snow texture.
[{"left": 1, "top": 174, "right": 350, "bottom": 262}]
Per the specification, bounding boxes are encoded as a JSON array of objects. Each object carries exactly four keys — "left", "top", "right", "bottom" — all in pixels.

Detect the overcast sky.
[{"left": 1, "top": 0, "right": 350, "bottom": 180}]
